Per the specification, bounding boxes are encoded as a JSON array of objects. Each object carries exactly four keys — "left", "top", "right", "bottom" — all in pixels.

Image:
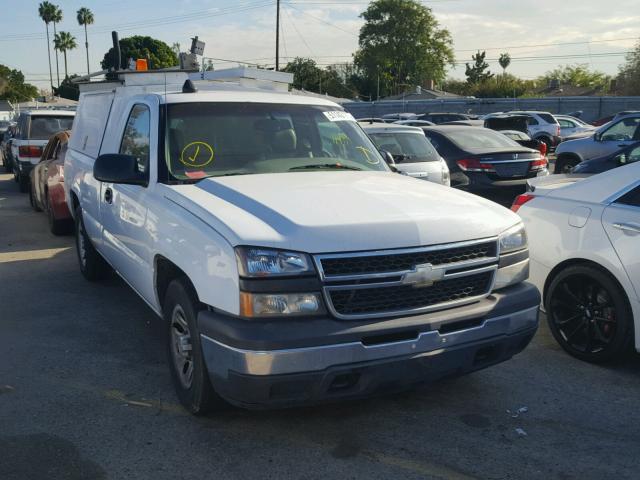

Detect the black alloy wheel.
[{"left": 546, "top": 265, "right": 633, "bottom": 362}]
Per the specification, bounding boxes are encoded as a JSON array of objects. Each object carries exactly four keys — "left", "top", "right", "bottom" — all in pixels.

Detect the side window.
[
  {"left": 119, "top": 104, "right": 150, "bottom": 174},
  {"left": 615, "top": 185, "right": 640, "bottom": 208},
  {"left": 602, "top": 118, "right": 640, "bottom": 142},
  {"left": 558, "top": 119, "right": 572, "bottom": 128},
  {"left": 527, "top": 116, "right": 538, "bottom": 125},
  {"left": 628, "top": 146, "right": 640, "bottom": 163}
]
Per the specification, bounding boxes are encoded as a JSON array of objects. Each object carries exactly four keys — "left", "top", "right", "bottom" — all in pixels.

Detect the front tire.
[
  {"left": 164, "top": 278, "right": 225, "bottom": 415},
  {"left": 545, "top": 264, "right": 633, "bottom": 363},
  {"left": 74, "top": 206, "right": 109, "bottom": 281},
  {"left": 18, "top": 173, "right": 28, "bottom": 192}
]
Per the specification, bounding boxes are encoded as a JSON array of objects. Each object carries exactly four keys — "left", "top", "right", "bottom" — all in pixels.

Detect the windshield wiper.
[{"left": 289, "top": 163, "right": 362, "bottom": 171}]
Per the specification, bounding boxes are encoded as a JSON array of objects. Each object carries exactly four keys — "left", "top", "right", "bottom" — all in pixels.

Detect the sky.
[{"left": 3, "top": 0, "right": 639, "bottom": 92}]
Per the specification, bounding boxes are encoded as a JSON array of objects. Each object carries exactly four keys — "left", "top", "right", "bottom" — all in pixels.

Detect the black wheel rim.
[{"left": 549, "top": 274, "right": 617, "bottom": 354}]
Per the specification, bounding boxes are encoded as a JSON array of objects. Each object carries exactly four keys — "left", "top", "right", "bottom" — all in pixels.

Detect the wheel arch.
[
  {"left": 69, "top": 190, "right": 80, "bottom": 218},
  {"left": 154, "top": 255, "right": 200, "bottom": 312},
  {"left": 543, "top": 258, "right": 631, "bottom": 311}
]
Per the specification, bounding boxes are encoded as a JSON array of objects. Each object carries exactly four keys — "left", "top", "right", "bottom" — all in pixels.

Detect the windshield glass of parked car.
[
  {"left": 164, "top": 102, "right": 388, "bottom": 181},
  {"left": 29, "top": 116, "right": 75, "bottom": 140},
  {"left": 444, "top": 129, "right": 522, "bottom": 151},
  {"left": 368, "top": 132, "right": 440, "bottom": 162}
]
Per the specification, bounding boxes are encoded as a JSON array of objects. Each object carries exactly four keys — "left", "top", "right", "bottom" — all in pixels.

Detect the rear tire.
[
  {"left": 164, "top": 277, "right": 226, "bottom": 415},
  {"left": 3, "top": 155, "right": 11, "bottom": 173},
  {"left": 554, "top": 156, "right": 579, "bottom": 174},
  {"left": 74, "top": 206, "right": 109, "bottom": 281},
  {"left": 545, "top": 264, "right": 633, "bottom": 363},
  {"left": 48, "top": 201, "right": 73, "bottom": 235},
  {"left": 29, "top": 184, "right": 42, "bottom": 212}
]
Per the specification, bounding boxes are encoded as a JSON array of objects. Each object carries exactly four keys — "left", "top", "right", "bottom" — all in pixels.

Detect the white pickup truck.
[{"left": 65, "top": 69, "right": 539, "bottom": 414}]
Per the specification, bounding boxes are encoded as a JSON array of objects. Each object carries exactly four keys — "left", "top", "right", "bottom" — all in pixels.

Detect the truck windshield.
[{"left": 164, "top": 102, "right": 388, "bottom": 181}]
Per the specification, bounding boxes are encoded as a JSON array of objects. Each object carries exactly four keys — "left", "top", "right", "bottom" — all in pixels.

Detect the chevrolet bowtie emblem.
[{"left": 401, "top": 263, "right": 445, "bottom": 287}]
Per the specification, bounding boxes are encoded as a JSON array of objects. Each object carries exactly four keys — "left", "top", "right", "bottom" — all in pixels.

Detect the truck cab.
[{"left": 65, "top": 68, "right": 539, "bottom": 413}]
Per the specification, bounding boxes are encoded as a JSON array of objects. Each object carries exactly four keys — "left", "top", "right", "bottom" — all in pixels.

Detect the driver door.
[
  {"left": 99, "top": 100, "right": 158, "bottom": 305},
  {"left": 602, "top": 184, "right": 640, "bottom": 300},
  {"left": 595, "top": 117, "right": 640, "bottom": 158}
]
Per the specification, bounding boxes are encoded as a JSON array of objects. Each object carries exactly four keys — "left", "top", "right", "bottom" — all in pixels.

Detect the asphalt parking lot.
[{"left": 1, "top": 171, "right": 640, "bottom": 480}]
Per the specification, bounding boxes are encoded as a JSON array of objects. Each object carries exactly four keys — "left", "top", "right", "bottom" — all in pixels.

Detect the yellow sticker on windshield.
[
  {"left": 356, "top": 146, "right": 379, "bottom": 164},
  {"left": 180, "top": 141, "right": 214, "bottom": 168}
]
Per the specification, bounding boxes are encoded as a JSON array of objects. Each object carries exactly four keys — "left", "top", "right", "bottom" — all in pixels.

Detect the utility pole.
[{"left": 275, "top": 0, "right": 280, "bottom": 71}]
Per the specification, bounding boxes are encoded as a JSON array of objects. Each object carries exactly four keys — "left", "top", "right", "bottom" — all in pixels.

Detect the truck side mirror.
[
  {"left": 94, "top": 153, "right": 148, "bottom": 186},
  {"left": 616, "top": 154, "right": 627, "bottom": 165},
  {"left": 593, "top": 132, "right": 601, "bottom": 142}
]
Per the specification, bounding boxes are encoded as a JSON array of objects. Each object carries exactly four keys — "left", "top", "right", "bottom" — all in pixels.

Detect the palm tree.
[
  {"left": 499, "top": 53, "right": 511, "bottom": 76},
  {"left": 54, "top": 31, "right": 77, "bottom": 79},
  {"left": 76, "top": 7, "right": 94, "bottom": 75},
  {"left": 51, "top": 4, "right": 63, "bottom": 87},
  {"left": 38, "top": 1, "right": 55, "bottom": 93}
]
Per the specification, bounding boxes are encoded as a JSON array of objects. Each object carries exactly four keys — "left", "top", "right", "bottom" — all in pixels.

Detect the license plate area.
[{"left": 494, "top": 162, "right": 529, "bottom": 178}]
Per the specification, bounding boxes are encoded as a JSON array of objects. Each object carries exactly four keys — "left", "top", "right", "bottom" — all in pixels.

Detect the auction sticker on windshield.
[{"left": 323, "top": 111, "right": 356, "bottom": 122}]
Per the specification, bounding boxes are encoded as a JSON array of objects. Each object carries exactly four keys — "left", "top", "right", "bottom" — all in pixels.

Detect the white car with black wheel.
[{"left": 512, "top": 164, "right": 640, "bottom": 362}]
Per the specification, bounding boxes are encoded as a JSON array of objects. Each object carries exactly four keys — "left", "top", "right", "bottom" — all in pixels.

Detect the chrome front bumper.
[{"left": 201, "top": 304, "right": 538, "bottom": 378}]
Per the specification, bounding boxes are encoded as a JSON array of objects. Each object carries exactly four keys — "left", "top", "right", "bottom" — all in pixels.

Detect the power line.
[{"left": 0, "top": 1, "right": 275, "bottom": 42}]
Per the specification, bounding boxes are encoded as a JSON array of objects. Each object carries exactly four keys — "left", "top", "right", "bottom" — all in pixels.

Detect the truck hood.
[{"left": 163, "top": 171, "right": 520, "bottom": 253}]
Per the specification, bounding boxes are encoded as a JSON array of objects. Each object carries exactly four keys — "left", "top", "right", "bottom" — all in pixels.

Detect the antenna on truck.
[{"left": 112, "top": 31, "right": 122, "bottom": 70}]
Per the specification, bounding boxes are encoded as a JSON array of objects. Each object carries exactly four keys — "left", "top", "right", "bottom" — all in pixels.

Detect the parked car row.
[
  {"left": 360, "top": 109, "right": 640, "bottom": 177},
  {"left": 3, "top": 68, "right": 637, "bottom": 416}
]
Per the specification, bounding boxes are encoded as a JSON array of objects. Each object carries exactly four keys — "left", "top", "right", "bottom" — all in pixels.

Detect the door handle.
[
  {"left": 104, "top": 187, "right": 113, "bottom": 204},
  {"left": 613, "top": 222, "right": 640, "bottom": 234}
]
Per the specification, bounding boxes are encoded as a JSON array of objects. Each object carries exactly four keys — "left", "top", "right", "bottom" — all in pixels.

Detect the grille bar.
[
  {"left": 315, "top": 238, "right": 499, "bottom": 320},
  {"left": 327, "top": 271, "right": 494, "bottom": 318},
  {"left": 316, "top": 238, "right": 498, "bottom": 281}
]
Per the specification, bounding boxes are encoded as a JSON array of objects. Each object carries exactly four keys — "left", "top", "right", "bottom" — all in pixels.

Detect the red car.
[{"left": 29, "top": 130, "right": 73, "bottom": 235}]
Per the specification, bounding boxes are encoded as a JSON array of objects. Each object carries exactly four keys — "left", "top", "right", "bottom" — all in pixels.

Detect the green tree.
[
  {"left": 498, "top": 53, "right": 511, "bottom": 75},
  {"left": 465, "top": 50, "right": 493, "bottom": 84},
  {"left": 0, "top": 65, "right": 38, "bottom": 102},
  {"left": 38, "top": 2, "right": 56, "bottom": 92},
  {"left": 443, "top": 74, "right": 537, "bottom": 98},
  {"left": 618, "top": 40, "right": 640, "bottom": 95},
  {"left": 283, "top": 57, "right": 322, "bottom": 91},
  {"left": 538, "top": 64, "right": 610, "bottom": 91},
  {"left": 54, "top": 31, "right": 77, "bottom": 79},
  {"left": 283, "top": 57, "right": 355, "bottom": 99},
  {"left": 353, "top": 0, "right": 454, "bottom": 99},
  {"left": 51, "top": 4, "right": 63, "bottom": 87},
  {"left": 53, "top": 74, "right": 80, "bottom": 101},
  {"left": 101, "top": 36, "right": 178, "bottom": 70},
  {"left": 77, "top": 7, "right": 94, "bottom": 76}
]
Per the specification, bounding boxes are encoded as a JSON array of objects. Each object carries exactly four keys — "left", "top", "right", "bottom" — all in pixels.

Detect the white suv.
[
  {"left": 11, "top": 109, "right": 75, "bottom": 192},
  {"left": 486, "top": 111, "right": 561, "bottom": 150},
  {"left": 65, "top": 69, "right": 539, "bottom": 413},
  {"left": 360, "top": 122, "right": 450, "bottom": 185}
]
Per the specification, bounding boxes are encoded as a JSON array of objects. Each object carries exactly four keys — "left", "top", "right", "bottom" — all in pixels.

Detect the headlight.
[
  {"left": 240, "top": 292, "right": 324, "bottom": 317},
  {"left": 499, "top": 223, "right": 527, "bottom": 254},
  {"left": 441, "top": 159, "right": 450, "bottom": 186},
  {"left": 235, "top": 247, "right": 314, "bottom": 277},
  {"left": 495, "top": 223, "right": 529, "bottom": 290}
]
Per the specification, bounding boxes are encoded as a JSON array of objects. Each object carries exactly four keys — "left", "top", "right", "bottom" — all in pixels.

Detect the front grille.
[
  {"left": 320, "top": 241, "right": 497, "bottom": 277},
  {"left": 328, "top": 271, "right": 493, "bottom": 316}
]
